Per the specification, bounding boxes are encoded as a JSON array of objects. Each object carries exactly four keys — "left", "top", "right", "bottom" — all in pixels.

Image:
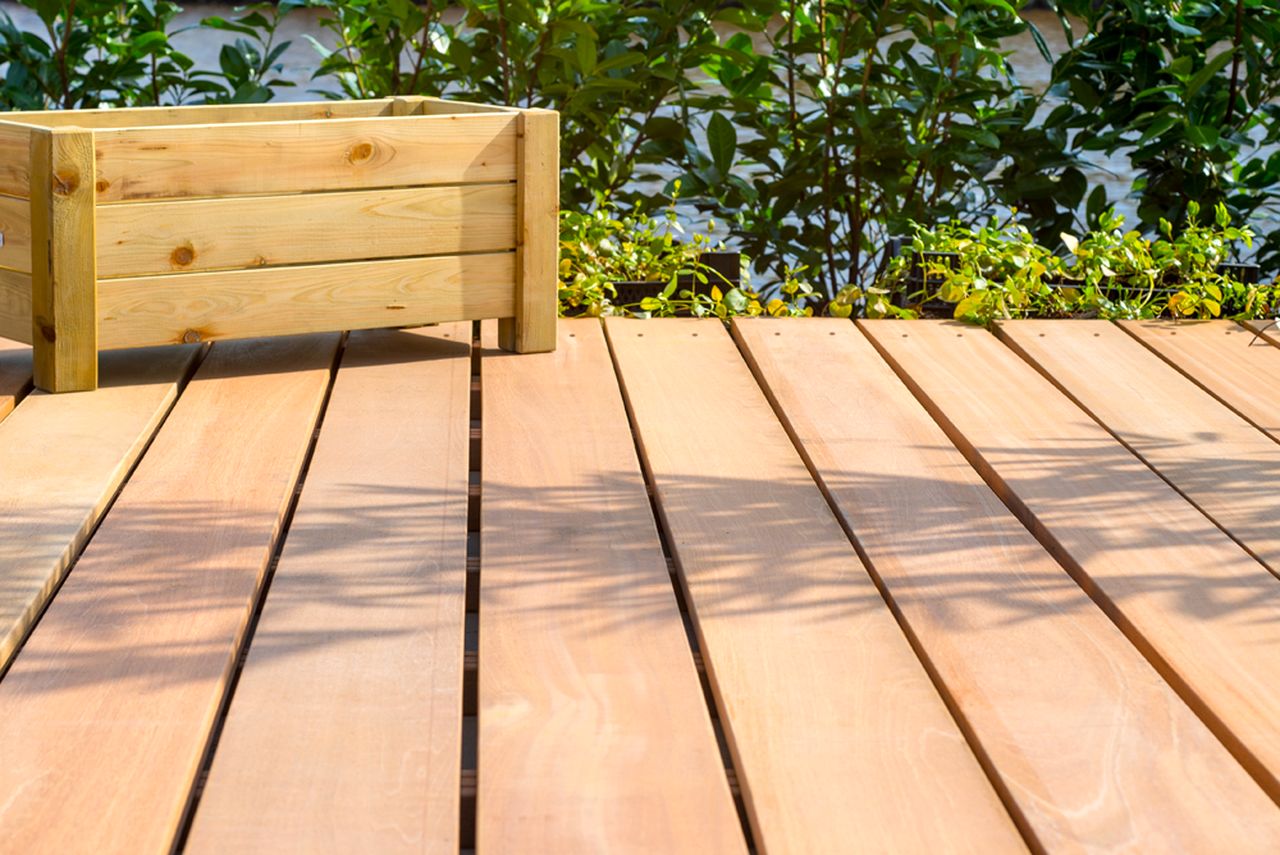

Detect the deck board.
[
  {"left": 735, "top": 317, "right": 1280, "bottom": 850},
  {"left": 185, "top": 326, "right": 472, "bottom": 854},
  {"left": 477, "top": 319, "right": 744, "bottom": 853},
  {"left": 998, "top": 320, "right": 1280, "bottom": 579},
  {"left": 605, "top": 317, "right": 1025, "bottom": 854},
  {"left": 862, "top": 319, "right": 1280, "bottom": 805},
  {"left": 1120, "top": 320, "right": 1280, "bottom": 440},
  {"left": 0, "top": 337, "right": 31, "bottom": 422},
  {"left": 0, "top": 335, "right": 337, "bottom": 855},
  {"left": 1243, "top": 319, "right": 1280, "bottom": 347},
  {"left": 0, "top": 346, "right": 197, "bottom": 672}
]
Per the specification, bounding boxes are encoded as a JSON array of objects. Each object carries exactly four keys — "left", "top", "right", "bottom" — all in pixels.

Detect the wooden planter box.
[{"left": 0, "top": 95, "right": 559, "bottom": 392}]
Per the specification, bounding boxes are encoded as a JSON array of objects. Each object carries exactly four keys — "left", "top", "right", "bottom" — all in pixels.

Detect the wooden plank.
[
  {"left": 498, "top": 109, "right": 558, "bottom": 354},
  {"left": 0, "top": 193, "right": 32, "bottom": 273},
  {"left": 93, "top": 113, "right": 519, "bottom": 202},
  {"left": 477, "top": 319, "right": 745, "bottom": 853},
  {"left": 0, "top": 334, "right": 337, "bottom": 854},
  {"left": 1243, "top": 319, "right": 1280, "bottom": 348},
  {"left": 30, "top": 127, "right": 98, "bottom": 392},
  {"left": 0, "top": 99, "right": 396, "bottom": 129},
  {"left": 1121, "top": 320, "right": 1280, "bottom": 438},
  {"left": 862, "top": 319, "right": 1280, "bottom": 802},
  {"left": 0, "top": 120, "right": 31, "bottom": 197},
  {"left": 0, "top": 267, "right": 32, "bottom": 344},
  {"left": 998, "top": 319, "right": 1280, "bottom": 579},
  {"left": 96, "top": 184, "right": 517, "bottom": 277},
  {"left": 734, "top": 318, "right": 1280, "bottom": 850},
  {"left": 421, "top": 97, "right": 520, "bottom": 115},
  {"left": 0, "top": 345, "right": 196, "bottom": 672},
  {"left": 604, "top": 317, "right": 1024, "bottom": 854},
  {"left": 0, "top": 338, "right": 30, "bottom": 421},
  {"left": 187, "top": 325, "right": 471, "bottom": 854},
  {"left": 97, "top": 252, "right": 515, "bottom": 349}
]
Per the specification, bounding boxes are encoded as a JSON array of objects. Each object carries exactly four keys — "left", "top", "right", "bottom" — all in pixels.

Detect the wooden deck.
[{"left": 0, "top": 318, "right": 1278, "bottom": 853}]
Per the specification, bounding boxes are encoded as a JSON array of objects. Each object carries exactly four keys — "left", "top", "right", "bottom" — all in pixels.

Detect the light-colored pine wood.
[
  {"left": 477, "top": 319, "right": 745, "bottom": 854},
  {"left": 0, "top": 334, "right": 337, "bottom": 855},
  {"left": 0, "top": 337, "right": 32, "bottom": 422},
  {"left": 0, "top": 345, "right": 196, "bottom": 672},
  {"left": 0, "top": 98, "right": 398, "bottom": 129},
  {"left": 1243, "top": 319, "right": 1280, "bottom": 348},
  {"left": 734, "top": 317, "right": 1280, "bottom": 851},
  {"left": 862, "top": 319, "right": 1280, "bottom": 802},
  {"left": 97, "top": 252, "right": 515, "bottom": 349},
  {"left": 998, "top": 319, "right": 1280, "bottom": 579},
  {"left": 497, "top": 109, "right": 558, "bottom": 354},
  {"left": 0, "top": 267, "right": 32, "bottom": 344},
  {"left": 30, "top": 127, "right": 98, "bottom": 392},
  {"left": 0, "top": 192, "right": 32, "bottom": 273},
  {"left": 1120, "top": 320, "right": 1280, "bottom": 439},
  {"left": 421, "top": 97, "right": 520, "bottom": 115},
  {"left": 186, "top": 325, "right": 471, "bottom": 854},
  {"left": 604, "top": 317, "right": 1024, "bottom": 854},
  {"left": 93, "top": 113, "right": 519, "bottom": 202},
  {"left": 96, "top": 184, "right": 516, "bottom": 277},
  {"left": 0, "top": 120, "right": 31, "bottom": 197}
]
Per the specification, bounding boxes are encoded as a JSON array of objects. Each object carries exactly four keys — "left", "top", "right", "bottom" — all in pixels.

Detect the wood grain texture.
[
  {"left": 0, "top": 337, "right": 30, "bottom": 420},
  {"left": 861, "top": 319, "right": 1280, "bottom": 803},
  {"left": 477, "top": 319, "right": 744, "bottom": 854},
  {"left": 93, "top": 113, "right": 519, "bottom": 202},
  {"left": 0, "top": 334, "right": 337, "bottom": 855},
  {"left": 0, "top": 192, "right": 32, "bottom": 273},
  {"left": 498, "top": 109, "right": 558, "bottom": 354},
  {"left": 999, "top": 319, "right": 1280, "bottom": 579},
  {"left": 420, "top": 97, "right": 519, "bottom": 115},
  {"left": 30, "top": 127, "right": 97, "bottom": 392},
  {"left": 96, "top": 184, "right": 516, "bottom": 277},
  {"left": 604, "top": 317, "right": 1024, "bottom": 854},
  {"left": 0, "top": 120, "right": 31, "bottom": 197},
  {"left": 1242, "top": 319, "right": 1280, "bottom": 348},
  {"left": 0, "top": 345, "right": 196, "bottom": 672},
  {"left": 1120, "top": 320, "right": 1280, "bottom": 438},
  {"left": 0, "top": 267, "right": 32, "bottom": 344},
  {"left": 97, "top": 252, "right": 515, "bottom": 349},
  {"left": 735, "top": 317, "right": 1280, "bottom": 852},
  {"left": 187, "top": 326, "right": 471, "bottom": 854},
  {"left": 0, "top": 98, "right": 398, "bottom": 129}
]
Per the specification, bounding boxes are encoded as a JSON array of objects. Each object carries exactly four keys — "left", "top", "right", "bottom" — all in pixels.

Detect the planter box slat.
[
  {"left": 98, "top": 251, "right": 516, "bottom": 349},
  {"left": 96, "top": 183, "right": 518, "bottom": 277},
  {"left": 0, "top": 95, "right": 557, "bottom": 391},
  {"left": 92, "top": 112, "right": 521, "bottom": 203}
]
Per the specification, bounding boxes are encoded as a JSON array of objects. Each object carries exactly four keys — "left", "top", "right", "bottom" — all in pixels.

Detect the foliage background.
[{"left": 0, "top": 0, "right": 1277, "bottom": 296}]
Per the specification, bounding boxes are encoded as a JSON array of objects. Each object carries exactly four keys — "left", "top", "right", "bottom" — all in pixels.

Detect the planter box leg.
[
  {"left": 31, "top": 127, "right": 97, "bottom": 393},
  {"left": 499, "top": 108, "right": 558, "bottom": 354}
]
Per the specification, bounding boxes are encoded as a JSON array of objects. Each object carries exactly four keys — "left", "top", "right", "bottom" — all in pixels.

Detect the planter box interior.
[{"left": 0, "top": 95, "right": 559, "bottom": 392}]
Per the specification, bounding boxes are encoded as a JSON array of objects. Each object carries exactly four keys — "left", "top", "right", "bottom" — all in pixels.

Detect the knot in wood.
[
  {"left": 182, "top": 329, "right": 202, "bottom": 344},
  {"left": 52, "top": 168, "right": 79, "bottom": 196},
  {"left": 171, "top": 245, "right": 196, "bottom": 267},
  {"left": 347, "top": 141, "right": 375, "bottom": 164}
]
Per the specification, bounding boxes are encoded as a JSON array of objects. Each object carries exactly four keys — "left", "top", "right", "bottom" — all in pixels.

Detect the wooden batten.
[
  {"left": 92, "top": 113, "right": 521, "bottom": 202},
  {"left": 0, "top": 98, "right": 399, "bottom": 129},
  {"left": 498, "top": 108, "right": 558, "bottom": 354},
  {"left": 95, "top": 184, "right": 517, "bottom": 277},
  {"left": 97, "top": 252, "right": 516, "bottom": 349}
]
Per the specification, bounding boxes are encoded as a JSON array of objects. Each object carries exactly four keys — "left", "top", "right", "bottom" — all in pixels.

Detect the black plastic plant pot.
[{"left": 611, "top": 251, "right": 743, "bottom": 307}]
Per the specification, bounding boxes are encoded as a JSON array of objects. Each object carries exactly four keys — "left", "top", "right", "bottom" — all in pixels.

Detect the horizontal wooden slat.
[
  {"left": 862, "top": 319, "right": 1280, "bottom": 802},
  {"left": 1121, "top": 320, "right": 1280, "bottom": 439},
  {"left": 97, "top": 252, "right": 515, "bottom": 349},
  {"left": 0, "top": 121, "right": 31, "bottom": 197},
  {"left": 0, "top": 346, "right": 197, "bottom": 673},
  {"left": 0, "top": 267, "right": 32, "bottom": 344},
  {"left": 96, "top": 184, "right": 516, "bottom": 276},
  {"left": 420, "top": 97, "right": 520, "bottom": 115},
  {"left": 735, "top": 318, "right": 1280, "bottom": 850},
  {"left": 187, "top": 326, "right": 471, "bottom": 853},
  {"left": 0, "top": 193, "right": 31, "bottom": 273},
  {"left": 605, "top": 317, "right": 1025, "bottom": 853},
  {"left": 0, "top": 335, "right": 337, "bottom": 855},
  {"left": 0, "top": 99, "right": 398, "bottom": 129},
  {"left": 998, "top": 319, "right": 1280, "bottom": 579},
  {"left": 0, "top": 337, "right": 31, "bottom": 422},
  {"left": 93, "top": 114, "right": 520, "bottom": 202}
]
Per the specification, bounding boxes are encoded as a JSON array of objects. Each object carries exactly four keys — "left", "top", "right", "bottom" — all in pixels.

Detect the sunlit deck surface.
[{"left": 1, "top": 317, "right": 1280, "bottom": 853}]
